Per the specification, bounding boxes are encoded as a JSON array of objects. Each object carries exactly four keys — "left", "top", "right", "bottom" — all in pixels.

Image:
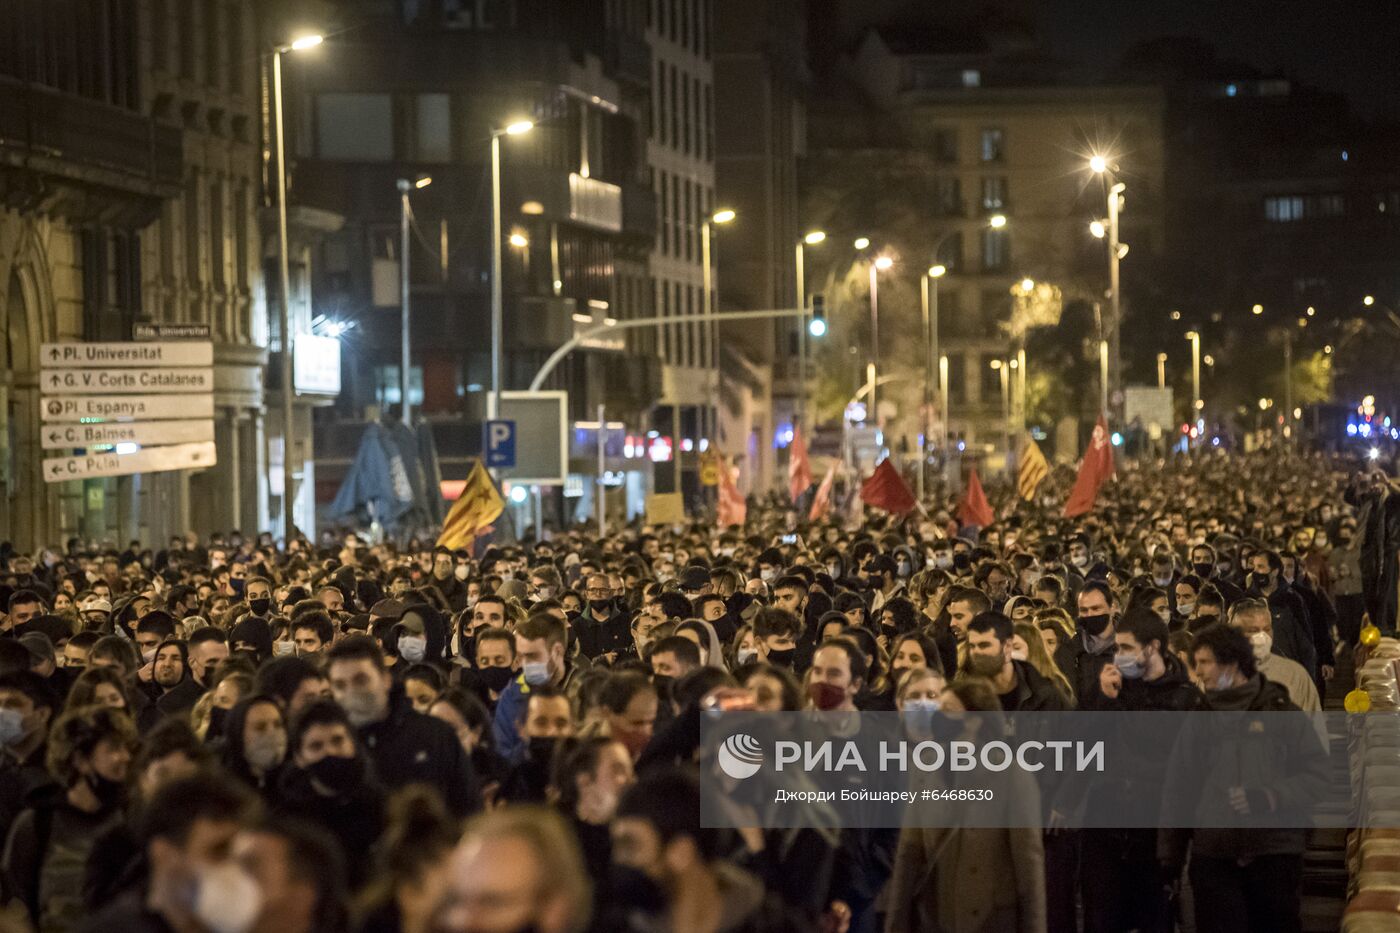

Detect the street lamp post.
[
  {"left": 1157, "top": 352, "right": 1167, "bottom": 390},
  {"left": 397, "top": 176, "right": 431, "bottom": 426},
  {"left": 701, "top": 209, "right": 734, "bottom": 459},
  {"left": 1186, "top": 330, "right": 1201, "bottom": 431},
  {"left": 488, "top": 120, "right": 534, "bottom": 421},
  {"left": 1090, "top": 156, "right": 1124, "bottom": 423},
  {"left": 919, "top": 264, "right": 947, "bottom": 501},
  {"left": 992, "top": 359, "right": 1011, "bottom": 469},
  {"left": 795, "top": 230, "right": 825, "bottom": 429},
  {"left": 1283, "top": 327, "right": 1294, "bottom": 445},
  {"left": 270, "top": 33, "right": 322, "bottom": 542},
  {"left": 869, "top": 255, "right": 893, "bottom": 428}
]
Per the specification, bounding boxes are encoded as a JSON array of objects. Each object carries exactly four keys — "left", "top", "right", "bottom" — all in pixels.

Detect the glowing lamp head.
[
  {"left": 1019, "top": 278, "right": 1035, "bottom": 292},
  {"left": 928, "top": 265, "right": 947, "bottom": 279},
  {"left": 289, "top": 34, "right": 324, "bottom": 51},
  {"left": 711, "top": 209, "right": 736, "bottom": 225},
  {"left": 853, "top": 237, "right": 871, "bottom": 250},
  {"left": 1089, "top": 155, "right": 1108, "bottom": 174},
  {"left": 803, "top": 231, "right": 826, "bottom": 245},
  {"left": 808, "top": 318, "right": 827, "bottom": 338},
  {"left": 1364, "top": 295, "right": 1376, "bottom": 307},
  {"left": 1252, "top": 304, "right": 1264, "bottom": 315},
  {"left": 508, "top": 233, "right": 528, "bottom": 248},
  {"left": 1089, "top": 220, "right": 1106, "bottom": 239},
  {"left": 987, "top": 214, "right": 1007, "bottom": 229},
  {"left": 504, "top": 120, "right": 535, "bottom": 136},
  {"left": 873, "top": 256, "right": 893, "bottom": 271}
]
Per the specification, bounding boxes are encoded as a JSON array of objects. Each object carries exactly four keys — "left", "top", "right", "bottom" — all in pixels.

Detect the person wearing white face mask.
[
  {"left": 1228, "top": 602, "right": 1320, "bottom": 713},
  {"left": 553, "top": 736, "right": 635, "bottom": 887},
  {"left": 80, "top": 771, "right": 263, "bottom": 933}
]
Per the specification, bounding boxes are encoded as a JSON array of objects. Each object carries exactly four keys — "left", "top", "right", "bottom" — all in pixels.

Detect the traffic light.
[{"left": 809, "top": 294, "right": 827, "bottom": 337}]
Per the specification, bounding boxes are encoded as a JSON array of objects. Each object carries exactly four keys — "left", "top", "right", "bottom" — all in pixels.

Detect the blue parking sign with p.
[{"left": 484, "top": 420, "right": 516, "bottom": 468}]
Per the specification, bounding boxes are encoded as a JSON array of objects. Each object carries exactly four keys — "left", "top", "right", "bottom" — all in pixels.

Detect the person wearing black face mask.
[
  {"left": 1056, "top": 580, "right": 1121, "bottom": 707},
  {"left": 462, "top": 627, "right": 516, "bottom": 709},
  {"left": 3, "top": 705, "right": 134, "bottom": 931},
  {"left": 244, "top": 575, "right": 274, "bottom": 619},
  {"left": 500, "top": 688, "right": 573, "bottom": 804},
  {"left": 276, "top": 700, "right": 385, "bottom": 887},
  {"left": 1188, "top": 543, "right": 1245, "bottom": 605},
  {"left": 574, "top": 574, "right": 632, "bottom": 662}
]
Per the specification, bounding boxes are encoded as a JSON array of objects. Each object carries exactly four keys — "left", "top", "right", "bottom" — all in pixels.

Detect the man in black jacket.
[
  {"left": 1246, "top": 551, "right": 1318, "bottom": 679},
  {"left": 1074, "top": 608, "right": 1206, "bottom": 933},
  {"left": 574, "top": 573, "right": 632, "bottom": 661},
  {"left": 325, "top": 635, "right": 478, "bottom": 817},
  {"left": 963, "top": 611, "right": 1068, "bottom": 711},
  {"left": 1055, "top": 580, "right": 1120, "bottom": 706}
]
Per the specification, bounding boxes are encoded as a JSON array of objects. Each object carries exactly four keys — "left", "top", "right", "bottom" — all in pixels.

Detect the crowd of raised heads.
[{"left": 0, "top": 449, "right": 1382, "bottom": 933}]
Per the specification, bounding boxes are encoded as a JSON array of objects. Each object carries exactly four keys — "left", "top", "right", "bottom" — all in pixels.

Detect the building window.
[
  {"left": 934, "top": 177, "right": 962, "bottom": 216},
  {"left": 234, "top": 181, "right": 249, "bottom": 291},
  {"left": 961, "top": 69, "right": 981, "bottom": 88},
  {"left": 316, "top": 93, "right": 394, "bottom": 160},
  {"left": 227, "top": 2, "right": 243, "bottom": 92},
  {"left": 204, "top": 0, "right": 223, "bottom": 91},
  {"left": 184, "top": 175, "right": 202, "bottom": 285},
  {"left": 981, "top": 353, "right": 1003, "bottom": 402},
  {"left": 669, "top": 64, "right": 679, "bottom": 147},
  {"left": 980, "top": 176, "right": 1007, "bottom": 212},
  {"left": 947, "top": 353, "right": 966, "bottom": 405},
  {"left": 653, "top": 58, "right": 663, "bottom": 143},
  {"left": 704, "top": 83, "right": 713, "bottom": 159},
  {"left": 1263, "top": 193, "right": 1345, "bottom": 222},
  {"left": 682, "top": 71, "right": 691, "bottom": 154},
  {"left": 415, "top": 93, "right": 452, "bottom": 161},
  {"left": 209, "top": 180, "right": 225, "bottom": 289},
  {"left": 981, "top": 227, "right": 1008, "bottom": 271},
  {"left": 937, "top": 231, "right": 963, "bottom": 270},
  {"left": 980, "top": 127, "right": 1004, "bottom": 162},
  {"left": 931, "top": 128, "right": 957, "bottom": 163}
]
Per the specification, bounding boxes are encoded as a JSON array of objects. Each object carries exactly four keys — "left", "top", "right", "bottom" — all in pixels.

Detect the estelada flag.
[
  {"left": 1017, "top": 436, "right": 1049, "bottom": 501},
  {"left": 789, "top": 426, "right": 813, "bottom": 503},
  {"left": 809, "top": 463, "right": 837, "bottom": 522},
  {"left": 437, "top": 459, "right": 505, "bottom": 549},
  {"left": 860, "top": 458, "right": 917, "bottom": 515},
  {"left": 958, "top": 466, "right": 995, "bottom": 528},
  {"left": 1063, "top": 415, "right": 1115, "bottom": 518},
  {"left": 717, "top": 456, "right": 747, "bottom": 527}
]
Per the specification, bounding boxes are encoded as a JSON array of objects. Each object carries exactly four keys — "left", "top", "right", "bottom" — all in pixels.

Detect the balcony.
[{"left": 0, "top": 77, "right": 182, "bottom": 225}]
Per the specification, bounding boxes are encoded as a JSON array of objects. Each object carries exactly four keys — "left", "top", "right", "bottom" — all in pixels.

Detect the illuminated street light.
[
  {"left": 989, "top": 359, "right": 1003, "bottom": 370},
  {"left": 289, "top": 34, "right": 324, "bottom": 51},
  {"left": 489, "top": 119, "right": 535, "bottom": 419},
  {"left": 1252, "top": 303, "right": 1264, "bottom": 315},
  {"left": 1364, "top": 295, "right": 1376, "bottom": 306},
  {"left": 928, "top": 264, "right": 947, "bottom": 278},
  {"left": 1306, "top": 306, "right": 1316, "bottom": 316},
  {"left": 1019, "top": 277, "right": 1035, "bottom": 293},
  {"left": 414, "top": 176, "right": 433, "bottom": 189},
  {"left": 803, "top": 230, "right": 826, "bottom": 245},
  {"left": 987, "top": 214, "right": 1007, "bottom": 229},
  {"left": 853, "top": 236, "right": 871, "bottom": 250},
  {"left": 874, "top": 255, "right": 894, "bottom": 271},
  {"left": 508, "top": 233, "right": 528, "bottom": 248},
  {"left": 1089, "top": 155, "right": 1108, "bottom": 174},
  {"left": 504, "top": 120, "right": 535, "bottom": 136},
  {"left": 711, "top": 208, "right": 736, "bottom": 225},
  {"left": 1169, "top": 310, "right": 1181, "bottom": 321},
  {"left": 1089, "top": 220, "right": 1106, "bottom": 239}
]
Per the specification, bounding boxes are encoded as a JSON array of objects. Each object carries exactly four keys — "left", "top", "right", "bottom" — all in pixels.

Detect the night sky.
[{"left": 1035, "top": 0, "right": 1400, "bottom": 119}]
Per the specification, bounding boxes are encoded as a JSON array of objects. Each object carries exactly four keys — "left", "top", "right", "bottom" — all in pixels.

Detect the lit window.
[{"left": 961, "top": 70, "right": 981, "bottom": 88}]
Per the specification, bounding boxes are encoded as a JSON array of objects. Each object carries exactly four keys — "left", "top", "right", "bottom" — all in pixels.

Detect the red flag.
[
  {"left": 809, "top": 463, "right": 837, "bottom": 522},
  {"left": 788, "top": 426, "right": 813, "bottom": 503},
  {"left": 717, "top": 456, "right": 747, "bottom": 527},
  {"left": 958, "top": 466, "right": 995, "bottom": 528},
  {"left": 860, "top": 459, "right": 917, "bottom": 515},
  {"left": 1063, "top": 416, "right": 1115, "bottom": 518}
]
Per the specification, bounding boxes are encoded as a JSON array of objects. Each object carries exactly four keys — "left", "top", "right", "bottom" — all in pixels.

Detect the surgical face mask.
[
  {"left": 827, "top": 563, "right": 841, "bottom": 578},
  {"left": 1114, "top": 651, "right": 1145, "bottom": 680},
  {"left": 340, "top": 687, "right": 388, "bottom": 727},
  {"left": 1070, "top": 553, "right": 1089, "bottom": 569},
  {"left": 534, "top": 585, "right": 556, "bottom": 601},
  {"left": 736, "top": 647, "right": 757, "bottom": 665},
  {"left": 1211, "top": 671, "right": 1235, "bottom": 692},
  {"left": 454, "top": 564, "right": 470, "bottom": 581},
  {"left": 1249, "top": 631, "right": 1273, "bottom": 663},
  {"left": 191, "top": 860, "right": 264, "bottom": 933},
  {"left": 397, "top": 635, "right": 427, "bottom": 663},
  {"left": 0, "top": 709, "right": 25, "bottom": 747},
  {"left": 1177, "top": 600, "right": 1196, "bottom": 617},
  {"left": 244, "top": 731, "right": 286, "bottom": 772},
  {"left": 1156, "top": 608, "right": 1171, "bottom": 624},
  {"left": 933, "top": 553, "right": 953, "bottom": 570},
  {"left": 903, "top": 697, "right": 941, "bottom": 713},
  {"left": 1010, "top": 647, "right": 1029, "bottom": 662},
  {"left": 522, "top": 659, "right": 552, "bottom": 686},
  {"left": 760, "top": 568, "right": 776, "bottom": 584},
  {"left": 1152, "top": 574, "right": 1173, "bottom": 588},
  {"left": 272, "top": 640, "right": 295, "bottom": 657},
  {"left": 897, "top": 560, "right": 911, "bottom": 579}
]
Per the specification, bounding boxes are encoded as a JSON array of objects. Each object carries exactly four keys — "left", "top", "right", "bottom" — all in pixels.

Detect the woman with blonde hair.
[{"left": 1012, "top": 620, "right": 1075, "bottom": 707}]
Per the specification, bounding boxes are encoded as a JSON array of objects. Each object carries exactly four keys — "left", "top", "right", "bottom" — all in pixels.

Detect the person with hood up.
[{"left": 217, "top": 694, "right": 288, "bottom": 803}]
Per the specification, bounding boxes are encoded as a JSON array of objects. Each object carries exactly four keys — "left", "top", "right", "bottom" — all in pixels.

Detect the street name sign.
[
  {"left": 40, "top": 367, "right": 214, "bottom": 394},
  {"left": 41, "top": 394, "right": 216, "bottom": 422},
  {"left": 41, "top": 342, "right": 213, "bottom": 368},
  {"left": 40, "top": 419, "right": 216, "bottom": 450},
  {"left": 133, "top": 323, "right": 211, "bottom": 341},
  {"left": 42, "top": 441, "right": 216, "bottom": 483}
]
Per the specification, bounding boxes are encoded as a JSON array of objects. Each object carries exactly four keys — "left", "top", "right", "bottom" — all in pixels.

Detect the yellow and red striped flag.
[
  {"left": 437, "top": 459, "right": 504, "bottom": 549},
  {"left": 1017, "top": 436, "right": 1049, "bottom": 501}
]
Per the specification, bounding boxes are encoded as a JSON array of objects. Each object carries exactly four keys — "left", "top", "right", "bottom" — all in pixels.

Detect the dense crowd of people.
[{"left": 0, "top": 449, "right": 1383, "bottom": 933}]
